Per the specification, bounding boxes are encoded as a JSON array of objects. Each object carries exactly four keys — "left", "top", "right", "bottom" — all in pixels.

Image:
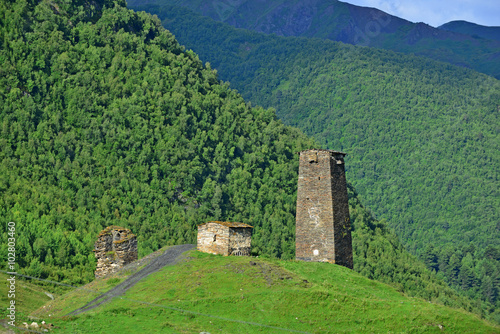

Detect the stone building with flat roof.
[
  {"left": 197, "top": 221, "right": 253, "bottom": 256},
  {"left": 295, "top": 149, "right": 353, "bottom": 269}
]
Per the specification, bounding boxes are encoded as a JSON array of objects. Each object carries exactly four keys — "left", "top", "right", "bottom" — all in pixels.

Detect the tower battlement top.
[{"left": 296, "top": 149, "right": 346, "bottom": 156}]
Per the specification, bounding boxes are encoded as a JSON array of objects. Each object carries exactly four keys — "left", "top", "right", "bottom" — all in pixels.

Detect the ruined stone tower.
[
  {"left": 94, "top": 226, "right": 138, "bottom": 278},
  {"left": 295, "top": 149, "right": 353, "bottom": 268}
]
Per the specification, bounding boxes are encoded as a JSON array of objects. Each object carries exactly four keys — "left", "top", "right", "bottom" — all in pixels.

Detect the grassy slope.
[
  {"left": 0, "top": 273, "right": 53, "bottom": 316},
  {"left": 33, "top": 250, "right": 499, "bottom": 333},
  {"left": 0, "top": 272, "right": 53, "bottom": 333}
]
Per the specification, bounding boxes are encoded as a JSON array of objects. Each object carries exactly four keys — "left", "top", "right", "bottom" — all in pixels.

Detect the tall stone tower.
[{"left": 295, "top": 149, "right": 353, "bottom": 268}]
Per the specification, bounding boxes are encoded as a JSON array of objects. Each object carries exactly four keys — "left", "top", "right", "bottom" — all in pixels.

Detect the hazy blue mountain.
[{"left": 439, "top": 20, "right": 500, "bottom": 42}]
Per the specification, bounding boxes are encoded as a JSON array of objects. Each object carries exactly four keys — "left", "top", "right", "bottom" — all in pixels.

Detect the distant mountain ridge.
[
  {"left": 128, "top": 0, "right": 500, "bottom": 78},
  {"left": 439, "top": 20, "right": 500, "bottom": 42}
]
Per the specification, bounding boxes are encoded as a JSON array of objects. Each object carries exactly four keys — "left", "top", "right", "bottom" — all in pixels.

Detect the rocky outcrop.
[{"left": 94, "top": 226, "right": 138, "bottom": 278}]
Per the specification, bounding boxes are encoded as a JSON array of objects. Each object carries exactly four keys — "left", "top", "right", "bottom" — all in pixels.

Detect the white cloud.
[{"left": 344, "top": 0, "right": 500, "bottom": 27}]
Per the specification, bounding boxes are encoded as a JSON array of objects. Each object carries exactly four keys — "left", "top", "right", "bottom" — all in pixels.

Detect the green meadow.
[{"left": 28, "top": 250, "right": 499, "bottom": 333}]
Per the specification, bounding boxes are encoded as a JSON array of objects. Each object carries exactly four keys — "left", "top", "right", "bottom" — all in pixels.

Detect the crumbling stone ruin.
[
  {"left": 94, "top": 226, "right": 138, "bottom": 278},
  {"left": 295, "top": 149, "right": 353, "bottom": 269},
  {"left": 197, "top": 221, "right": 253, "bottom": 256}
]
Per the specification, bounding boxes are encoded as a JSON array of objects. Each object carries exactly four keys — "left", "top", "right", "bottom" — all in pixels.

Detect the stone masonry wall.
[
  {"left": 295, "top": 149, "right": 353, "bottom": 268},
  {"left": 197, "top": 222, "right": 230, "bottom": 255},
  {"left": 228, "top": 227, "right": 252, "bottom": 256},
  {"left": 197, "top": 222, "right": 253, "bottom": 256},
  {"left": 329, "top": 151, "right": 353, "bottom": 268},
  {"left": 94, "top": 226, "right": 138, "bottom": 278}
]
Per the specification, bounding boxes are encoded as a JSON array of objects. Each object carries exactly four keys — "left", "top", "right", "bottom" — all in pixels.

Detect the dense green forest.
[
  {"left": 0, "top": 0, "right": 312, "bottom": 277},
  {"left": 0, "top": 0, "right": 497, "bottom": 323},
  {"left": 129, "top": 4, "right": 500, "bottom": 319}
]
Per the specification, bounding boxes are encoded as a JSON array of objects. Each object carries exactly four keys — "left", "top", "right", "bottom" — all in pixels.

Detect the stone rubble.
[{"left": 94, "top": 226, "right": 138, "bottom": 278}]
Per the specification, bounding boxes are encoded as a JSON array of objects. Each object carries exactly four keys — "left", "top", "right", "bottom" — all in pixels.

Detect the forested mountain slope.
[
  {"left": 0, "top": 0, "right": 494, "bottom": 322},
  {"left": 128, "top": 0, "right": 500, "bottom": 79},
  {"left": 439, "top": 21, "right": 500, "bottom": 42},
  {"left": 0, "top": 0, "right": 312, "bottom": 281},
  {"left": 129, "top": 4, "right": 500, "bottom": 319}
]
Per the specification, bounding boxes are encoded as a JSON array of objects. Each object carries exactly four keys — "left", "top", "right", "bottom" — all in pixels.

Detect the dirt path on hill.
[{"left": 68, "top": 244, "right": 195, "bottom": 316}]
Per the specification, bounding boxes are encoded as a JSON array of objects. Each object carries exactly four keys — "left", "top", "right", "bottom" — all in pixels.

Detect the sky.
[{"left": 344, "top": 0, "right": 500, "bottom": 27}]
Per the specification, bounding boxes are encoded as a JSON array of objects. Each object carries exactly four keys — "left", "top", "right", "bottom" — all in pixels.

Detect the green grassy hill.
[
  {"left": 0, "top": 273, "right": 53, "bottom": 318},
  {"left": 31, "top": 250, "right": 499, "bottom": 333}
]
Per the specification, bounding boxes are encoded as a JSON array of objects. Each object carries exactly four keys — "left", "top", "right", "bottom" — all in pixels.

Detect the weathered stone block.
[{"left": 197, "top": 221, "right": 252, "bottom": 256}]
